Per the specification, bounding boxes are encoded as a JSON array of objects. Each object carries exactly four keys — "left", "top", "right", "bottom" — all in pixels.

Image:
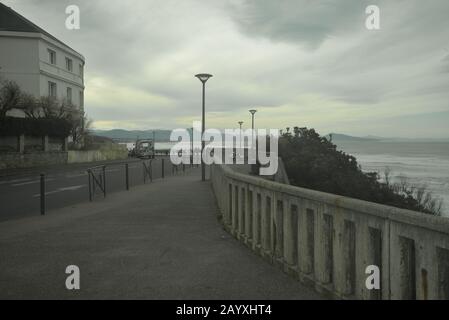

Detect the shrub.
[
  {"left": 0, "top": 80, "right": 21, "bottom": 120},
  {"left": 279, "top": 127, "right": 443, "bottom": 216},
  {"left": 0, "top": 79, "right": 86, "bottom": 140},
  {"left": 0, "top": 116, "right": 72, "bottom": 138}
]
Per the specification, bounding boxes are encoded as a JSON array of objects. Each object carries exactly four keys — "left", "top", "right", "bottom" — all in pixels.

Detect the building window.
[
  {"left": 79, "top": 64, "right": 83, "bottom": 77},
  {"left": 48, "top": 81, "right": 57, "bottom": 97},
  {"left": 66, "top": 57, "right": 73, "bottom": 72},
  {"left": 79, "top": 91, "right": 84, "bottom": 108},
  {"left": 48, "top": 49, "right": 56, "bottom": 65},
  {"left": 67, "top": 87, "right": 72, "bottom": 103}
]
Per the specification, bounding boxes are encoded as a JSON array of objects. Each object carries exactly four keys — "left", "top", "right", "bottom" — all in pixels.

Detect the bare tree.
[
  {"left": 19, "top": 93, "right": 40, "bottom": 119},
  {"left": 67, "top": 112, "right": 92, "bottom": 147},
  {"left": 0, "top": 80, "right": 21, "bottom": 120},
  {"left": 389, "top": 171, "right": 444, "bottom": 216},
  {"left": 38, "top": 96, "right": 66, "bottom": 119}
]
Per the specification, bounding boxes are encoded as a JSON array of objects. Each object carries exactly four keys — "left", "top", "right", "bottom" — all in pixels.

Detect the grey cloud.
[
  {"left": 227, "top": 0, "right": 376, "bottom": 49},
  {"left": 2, "top": 0, "right": 449, "bottom": 137}
]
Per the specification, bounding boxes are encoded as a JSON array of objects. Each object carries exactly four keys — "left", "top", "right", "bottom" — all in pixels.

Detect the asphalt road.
[{"left": 0, "top": 156, "right": 191, "bottom": 222}]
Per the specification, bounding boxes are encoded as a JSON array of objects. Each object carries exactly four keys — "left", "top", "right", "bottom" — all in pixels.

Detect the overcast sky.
[{"left": 3, "top": 0, "right": 449, "bottom": 138}]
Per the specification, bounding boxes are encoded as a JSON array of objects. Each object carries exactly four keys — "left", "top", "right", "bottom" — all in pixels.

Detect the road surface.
[{"left": 0, "top": 157, "right": 190, "bottom": 222}]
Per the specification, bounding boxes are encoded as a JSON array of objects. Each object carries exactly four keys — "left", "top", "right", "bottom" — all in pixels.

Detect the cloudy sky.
[{"left": 4, "top": 0, "right": 449, "bottom": 138}]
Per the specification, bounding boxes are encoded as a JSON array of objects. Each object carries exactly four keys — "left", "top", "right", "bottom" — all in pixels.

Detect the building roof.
[{"left": 0, "top": 2, "right": 84, "bottom": 60}]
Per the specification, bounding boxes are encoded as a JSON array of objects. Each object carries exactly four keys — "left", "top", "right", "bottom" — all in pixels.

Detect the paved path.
[{"left": 0, "top": 169, "right": 322, "bottom": 299}]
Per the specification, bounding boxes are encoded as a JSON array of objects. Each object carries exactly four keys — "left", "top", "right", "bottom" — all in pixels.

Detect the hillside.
[
  {"left": 326, "top": 133, "right": 379, "bottom": 142},
  {"left": 92, "top": 129, "right": 172, "bottom": 142}
]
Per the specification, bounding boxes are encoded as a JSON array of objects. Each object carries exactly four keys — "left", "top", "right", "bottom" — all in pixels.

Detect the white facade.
[{"left": 0, "top": 30, "right": 85, "bottom": 117}]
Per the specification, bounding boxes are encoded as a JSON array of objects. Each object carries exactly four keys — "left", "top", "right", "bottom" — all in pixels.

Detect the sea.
[{"left": 334, "top": 140, "right": 449, "bottom": 217}]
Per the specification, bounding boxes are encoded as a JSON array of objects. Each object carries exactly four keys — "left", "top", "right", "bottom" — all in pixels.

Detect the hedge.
[{"left": 0, "top": 117, "right": 72, "bottom": 137}]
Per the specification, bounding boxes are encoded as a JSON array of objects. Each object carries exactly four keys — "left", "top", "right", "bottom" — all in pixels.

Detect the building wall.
[
  {"left": 0, "top": 31, "right": 85, "bottom": 117},
  {"left": 37, "top": 36, "right": 84, "bottom": 111},
  {"left": 39, "top": 73, "right": 83, "bottom": 111},
  {"left": 0, "top": 35, "right": 40, "bottom": 95},
  {"left": 0, "top": 35, "right": 40, "bottom": 81},
  {"left": 0, "top": 35, "right": 39, "bottom": 117}
]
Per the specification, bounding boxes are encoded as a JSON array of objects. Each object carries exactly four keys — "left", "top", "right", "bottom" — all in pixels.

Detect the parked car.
[{"left": 130, "top": 139, "right": 155, "bottom": 159}]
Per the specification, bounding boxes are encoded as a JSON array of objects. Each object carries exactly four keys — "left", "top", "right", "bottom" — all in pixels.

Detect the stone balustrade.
[{"left": 210, "top": 164, "right": 449, "bottom": 300}]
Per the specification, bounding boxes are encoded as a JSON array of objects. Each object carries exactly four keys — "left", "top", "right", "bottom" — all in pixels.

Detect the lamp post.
[
  {"left": 190, "top": 127, "right": 194, "bottom": 165},
  {"left": 249, "top": 109, "right": 258, "bottom": 173},
  {"left": 195, "top": 73, "right": 213, "bottom": 181},
  {"left": 249, "top": 109, "right": 257, "bottom": 130},
  {"left": 238, "top": 121, "right": 243, "bottom": 151},
  {"left": 249, "top": 108, "right": 257, "bottom": 151}
]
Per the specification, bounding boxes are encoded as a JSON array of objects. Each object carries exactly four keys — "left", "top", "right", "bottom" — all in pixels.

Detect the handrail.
[
  {"left": 219, "top": 164, "right": 449, "bottom": 235},
  {"left": 211, "top": 164, "right": 449, "bottom": 300}
]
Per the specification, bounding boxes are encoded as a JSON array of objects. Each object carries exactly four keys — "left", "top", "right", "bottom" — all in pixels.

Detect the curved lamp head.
[
  {"left": 249, "top": 109, "right": 257, "bottom": 115},
  {"left": 195, "top": 73, "right": 213, "bottom": 83},
  {"left": 238, "top": 121, "right": 243, "bottom": 126}
]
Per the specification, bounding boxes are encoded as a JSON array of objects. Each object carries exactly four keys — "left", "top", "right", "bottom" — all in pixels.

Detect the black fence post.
[
  {"left": 125, "top": 163, "right": 129, "bottom": 190},
  {"left": 88, "top": 170, "right": 92, "bottom": 201},
  {"left": 40, "top": 173, "right": 45, "bottom": 215},
  {"left": 162, "top": 158, "right": 165, "bottom": 179}
]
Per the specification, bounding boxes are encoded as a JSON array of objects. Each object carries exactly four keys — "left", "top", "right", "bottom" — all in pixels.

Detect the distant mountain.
[
  {"left": 93, "top": 129, "right": 449, "bottom": 143},
  {"left": 326, "top": 133, "right": 379, "bottom": 142},
  {"left": 92, "top": 129, "right": 172, "bottom": 142},
  {"left": 362, "top": 135, "right": 387, "bottom": 140}
]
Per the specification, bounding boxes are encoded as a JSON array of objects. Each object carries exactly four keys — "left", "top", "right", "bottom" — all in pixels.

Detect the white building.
[{"left": 0, "top": 3, "right": 85, "bottom": 118}]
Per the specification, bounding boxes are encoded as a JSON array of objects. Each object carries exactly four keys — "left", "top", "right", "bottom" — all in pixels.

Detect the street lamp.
[
  {"left": 249, "top": 109, "right": 258, "bottom": 173},
  {"left": 190, "top": 127, "right": 194, "bottom": 164},
  {"left": 249, "top": 109, "right": 257, "bottom": 148},
  {"left": 249, "top": 109, "right": 257, "bottom": 130},
  {"left": 195, "top": 73, "right": 213, "bottom": 181},
  {"left": 238, "top": 121, "right": 243, "bottom": 151}
]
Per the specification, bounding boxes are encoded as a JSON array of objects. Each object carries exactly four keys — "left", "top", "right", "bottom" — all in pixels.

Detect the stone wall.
[
  {"left": 0, "top": 151, "right": 68, "bottom": 170},
  {"left": 68, "top": 144, "right": 128, "bottom": 164},
  {"left": 210, "top": 164, "right": 449, "bottom": 300},
  {"left": 0, "top": 135, "right": 128, "bottom": 169},
  {"left": 0, "top": 134, "right": 68, "bottom": 169},
  {"left": 0, "top": 136, "right": 18, "bottom": 152}
]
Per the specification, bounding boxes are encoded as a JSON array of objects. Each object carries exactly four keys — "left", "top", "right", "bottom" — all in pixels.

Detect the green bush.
[
  {"left": 279, "top": 127, "right": 442, "bottom": 215},
  {"left": 0, "top": 116, "right": 71, "bottom": 137}
]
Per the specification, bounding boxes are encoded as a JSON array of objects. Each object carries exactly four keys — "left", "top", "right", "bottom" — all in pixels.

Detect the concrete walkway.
[{"left": 0, "top": 169, "right": 322, "bottom": 299}]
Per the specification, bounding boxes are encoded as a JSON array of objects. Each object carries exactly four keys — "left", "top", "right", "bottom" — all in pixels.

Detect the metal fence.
[
  {"left": 35, "top": 157, "right": 197, "bottom": 214},
  {"left": 87, "top": 165, "right": 106, "bottom": 201},
  {"left": 84, "top": 158, "right": 197, "bottom": 202}
]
